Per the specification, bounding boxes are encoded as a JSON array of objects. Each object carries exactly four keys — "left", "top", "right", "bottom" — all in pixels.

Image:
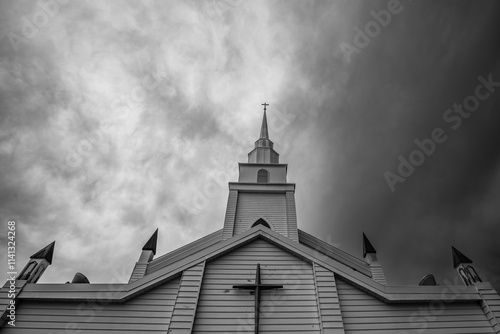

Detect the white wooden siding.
[
  {"left": 0, "top": 280, "right": 26, "bottom": 321},
  {"left": 1, "top": 277, "right": 180, "bottom": 333},
  {"left": 234, "top": 193, "right": 288, "bottom": 237},
  {"left": 313, "top": 264, "right": 345, "bottom": 334},
  {"left": 193, "top": 238, "right": 321, "bottom": 333},
  {"left": 477, "top": 283, "right": 500, "bottom": 332},
  {"left": 285, "top": 191, "right": 298, "bottom": 242},
  {"left": 336, "top": 278, "right": 495, "bottom": 333},
  {"left": 168, "top": 262, "right": 205, "bottom": 332},
  {"left": 129, "top": 263, "right": 148, "bottom": 283},
  {"left": 368, "top": 261, "right": 386, "bottom": 285},
  {"left": 222, "top": 190, "right": 239, "bottom": 240}
]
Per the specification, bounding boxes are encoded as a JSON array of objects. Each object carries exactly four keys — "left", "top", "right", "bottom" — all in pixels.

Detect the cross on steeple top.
[
  {"left": 233, "top": 263, "right": 283, "bottom": 333},
  {"left": 261, "top": 102, "right": 269, "bottom": 112}
]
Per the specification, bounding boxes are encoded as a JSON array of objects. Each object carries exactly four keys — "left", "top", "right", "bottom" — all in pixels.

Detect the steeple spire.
[
  {"left": 247, "top": 104, "right": 279, "bottom": 164},
  {"left": 259, "top": 103, "right": 269, "bottom": 139}
]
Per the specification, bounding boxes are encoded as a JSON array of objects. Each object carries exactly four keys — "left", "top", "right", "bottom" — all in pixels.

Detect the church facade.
[{"left": 1, "top": 107, "right": 500, "bottom": 333}]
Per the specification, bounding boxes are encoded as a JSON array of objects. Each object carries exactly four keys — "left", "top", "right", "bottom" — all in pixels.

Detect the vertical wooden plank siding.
[
  {"left": 233, "top": 193, "right": 288, "bottom": 237},
  {"left": 313, "top": 264, "right": 345, "bottom": 334},
  {"left": 336, "top": 279, "right": 495, "bottom": 333},
  {"left": 222, "top": 190, "right": 239, "bottom": 240},
  {"left": 0, "top": 277, "right": 180, "bottom": 333},
  {"left": 477, "top": 284, "right": 500, "bottom": 333},
  {"left": 285, "top": 191, "right": 299, "bottom": 242},
  {"left": 193, "top": 238, "right": 321, "bottom": 333},
  {"left": 168, "top": 262, "right": 206, "bottom": 333}
]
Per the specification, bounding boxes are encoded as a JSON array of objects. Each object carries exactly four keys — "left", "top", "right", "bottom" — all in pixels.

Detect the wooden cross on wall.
[{"left": 233, "top": 263, "right": 283, "bottom": 334}]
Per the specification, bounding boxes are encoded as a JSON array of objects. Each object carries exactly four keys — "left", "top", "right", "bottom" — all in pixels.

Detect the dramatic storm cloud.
[{"left": 0, "top": 0, "right": 499, "bottom": 291}]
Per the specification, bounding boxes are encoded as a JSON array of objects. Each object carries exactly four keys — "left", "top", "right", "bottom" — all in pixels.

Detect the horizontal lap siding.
[
  {"left": 168, "top": 262, "right": 205, "bottom": 332},
  {"left": 477, "top": 285, "right": 500, "bottom": 331},
  {"left": 336, "top": 279, "right": 494, "bottom": 334},
  {"left": 369, "top": 263, "right": 386, "bottom": 285},
  {"left": 314, "top": 264, "right": 345, "bottom": 333},
  {"left": 285, "top": 191, "right": 298, "bottom": 242},
  {"left": 234, "top": 193, "right": 288, "bottom": 237},
  {"left": 222, "top": 190, "right": 239, "bottom": 240},
  {"left": 129, "top": 263, "right": 148, "bottom": 282},
  {"left": 1, "top": 278, "right": 180, "bottom": 333},
  {"left": 193, "top": 238, "right": 320, "bottom": 333}
]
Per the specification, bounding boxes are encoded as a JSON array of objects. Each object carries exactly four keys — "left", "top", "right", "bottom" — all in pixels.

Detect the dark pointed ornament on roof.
[
  {"left": 451, "top": 246, "right": 473, "bottom": 268},
  {"left": 31, "top": 241, "right": 55, "bottom": 264},
  {"left": 143, "top": 229, "right": 158, "bottom": 255},
  {"left": 362, "top": 233, "right": 377, "bottom": 258},
  {"left": 71, "top": 272, "right": 90, "bottom": 284},
  {"left": 418, "top": 274, "right": 437, "bottom": 286}
]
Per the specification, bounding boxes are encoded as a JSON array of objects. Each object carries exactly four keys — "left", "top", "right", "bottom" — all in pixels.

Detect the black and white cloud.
[{"left": 1, "top": 0, "right": 499, "bottom": 290}]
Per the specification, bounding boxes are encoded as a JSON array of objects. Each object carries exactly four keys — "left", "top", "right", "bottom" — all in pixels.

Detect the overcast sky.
[{"left": 1, "top": 0, "right": 499, "bottom": 291}]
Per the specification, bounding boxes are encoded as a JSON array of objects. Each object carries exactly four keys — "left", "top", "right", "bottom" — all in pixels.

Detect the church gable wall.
[
  {"left": 1, "top": 277, "right": 180, "bottom": 333},
  {"left": 336, "top": 279, "right": 494, "bottom": 333},
  {"left": 193, "top": 238, "right": 321, "bottom": 333}
]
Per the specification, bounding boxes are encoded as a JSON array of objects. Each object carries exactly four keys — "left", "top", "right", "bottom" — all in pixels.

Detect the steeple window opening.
[{"left": 257, "top": 169, "right": 269, "bottom": 183}]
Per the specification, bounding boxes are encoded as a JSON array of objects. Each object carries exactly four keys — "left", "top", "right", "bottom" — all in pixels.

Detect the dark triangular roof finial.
[
  {"left": 362, "top": 233, "right": 376, "bottom": 258},
  {"left": 31, "top": 241, "right": 55, "bottom": 264},
  {"left": 143, "top": 229, "right": 158, "bottom": 255},
  {"left": 451, "top": 246, "right": 473, "bottom": 268}
]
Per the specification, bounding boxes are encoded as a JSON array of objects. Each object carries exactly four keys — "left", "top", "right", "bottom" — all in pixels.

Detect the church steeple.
[
  {"left": 248, "top": 103, "right": 279, "bottom": 164},
  {"left": 222, "top": 104, "right": 297, "bottom": 241},
  {"left": 259, "top": 104, "right": 269, "bottom": 139}
]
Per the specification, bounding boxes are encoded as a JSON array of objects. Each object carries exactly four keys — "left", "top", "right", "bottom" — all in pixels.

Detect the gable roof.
[
  {"left": 298, "top": 230, "right": 371, "bottom": 276},
  {"left": 146, "top": 229, "right": 223, "bottom": 275},
  {"left": 12, "top": 225, "right": 482, "bottom": 304}
]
